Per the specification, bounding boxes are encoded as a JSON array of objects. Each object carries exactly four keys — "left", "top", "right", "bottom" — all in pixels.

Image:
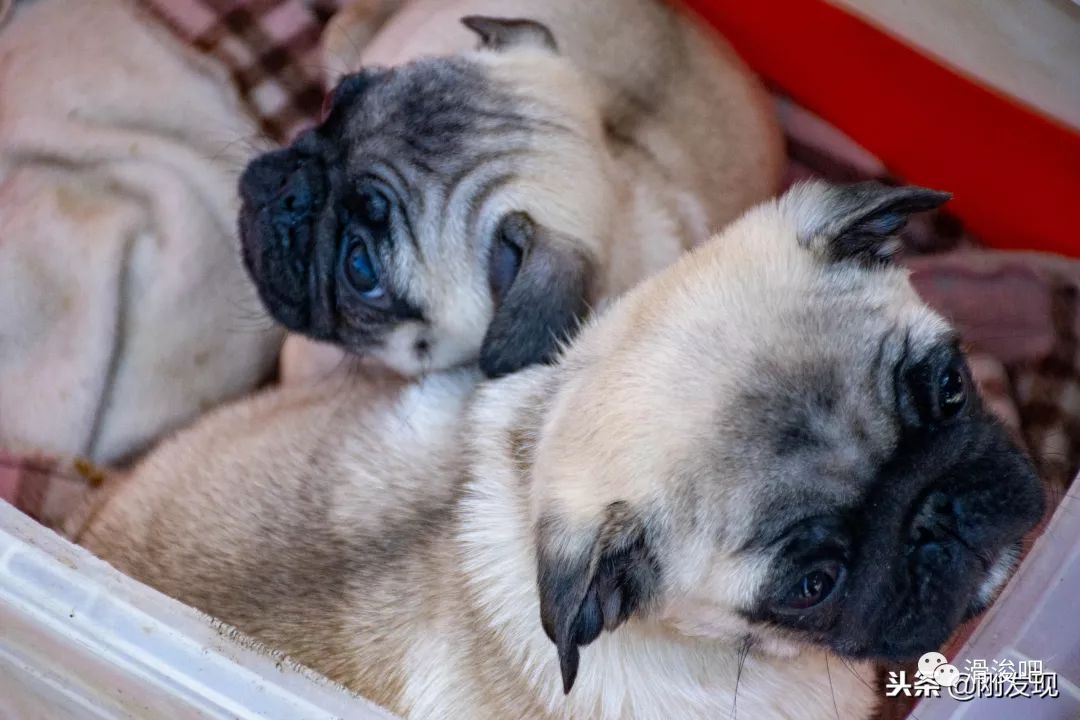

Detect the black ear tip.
[
  {"left": 460, "top": 15, "right": 505, "bottom": 43},
  {"left": 906, "top": 187, "right": 952, "bottom": 211},
  {"left": 478, "top": 350, "right": 518, "bottom": 379},
  {"left": 559, "top": 646, "right": 580, "bottom": 694},
  {"left": 460, "top": 15, "right": 486, "bottom": 33},
  {"left": 844, "top": 181, "right": 951, "bottom": 209},
  {"left": 871, "top": 185, "right": 951, "bottom": 216},
  {"left": 460, "top": 15, "right": 558, "bottom": 52}
]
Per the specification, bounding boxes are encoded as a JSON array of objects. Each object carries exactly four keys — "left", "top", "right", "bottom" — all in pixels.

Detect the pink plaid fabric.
[
  {"left": 138, "top": 0, "right": 348, "bottom": 142},
  {"left": 0, "top": 451, "right": 106, "bottom": 529}
]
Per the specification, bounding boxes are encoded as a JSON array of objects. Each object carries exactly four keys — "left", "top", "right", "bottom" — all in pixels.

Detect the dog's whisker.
[
  {"left": 837, "top": 657, "right": 876, "bottom": 695},
  {"left": 824, "top": 654, "right": 840, "bottom": 720},
  {"left": 729, "top": 635, "right": 751, "bottom": 720}
]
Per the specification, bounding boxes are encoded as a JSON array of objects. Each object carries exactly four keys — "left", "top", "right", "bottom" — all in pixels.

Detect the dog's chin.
[
  {"left": 367, "top": 322, "right": 479, "bottom": 378},
  {"left": 265, "top": 305, "right": 434, "bottom": 377}
]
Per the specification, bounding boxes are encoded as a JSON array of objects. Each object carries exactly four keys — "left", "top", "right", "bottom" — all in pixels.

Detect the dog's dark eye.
[
  {"left": 902, "top": 351, "right": 970, "bottom": 426},
  {"left": 784, "top": 562, "right": 842, "bottom": 610},
  {"left": 938, "top": 365, "right": 966, "bottom": 418},
  {"left": 344, "top": 244, "right": 384, "bottom": 300}
]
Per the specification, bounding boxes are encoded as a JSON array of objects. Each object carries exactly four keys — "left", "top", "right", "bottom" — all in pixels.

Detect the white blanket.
[{"left": 0, "top": 0, "right": 282, "bottom": 462}]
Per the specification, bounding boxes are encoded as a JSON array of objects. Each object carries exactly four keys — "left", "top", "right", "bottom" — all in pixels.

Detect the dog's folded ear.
[
  {"left": 536, "top": 502, "right": 659, "bottom": 694},
  {"left": 479, "top": 215, "right": 592, "bottom": 378},
  {"left": 462, "top": 16, "right": 559, "bottom": 54},
  {"left": 787, "top": 181, "right": 951, "bottom": 265}
]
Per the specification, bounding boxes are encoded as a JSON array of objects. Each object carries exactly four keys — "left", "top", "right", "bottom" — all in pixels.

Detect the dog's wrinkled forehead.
[
  {"left": 321, "top": 58, "right": 557, "bottom": 176},
  {"left": 702, "top": 184, "right": 955, "bottom": 535},
  {"left": 542, "top": 183, "right": 954, "bottom": 508},
  {"left": 726, "top": 313, "right": 949, "bottom": 529}
]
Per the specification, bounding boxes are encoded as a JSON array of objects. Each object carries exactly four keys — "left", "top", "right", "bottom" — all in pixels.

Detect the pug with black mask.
[
  {"left": 240, "top": 0, "right": 783, "bottom": 381},
  {"left": 78, "top": 182, "right": 1045, "bottom": 720}
]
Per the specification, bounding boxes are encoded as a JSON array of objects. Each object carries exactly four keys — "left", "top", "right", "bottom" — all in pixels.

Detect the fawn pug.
[{"left": 241, "top": 0, "right": 783, "bottom": 380}]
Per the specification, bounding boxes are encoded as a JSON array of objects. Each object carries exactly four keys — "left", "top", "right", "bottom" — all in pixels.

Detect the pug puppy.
[
  {"left": 77, "top": 182, "right": 1044, "bottom": 720},
  {"left": 244, "top": 0, "right": 783, "bottom": 380}
]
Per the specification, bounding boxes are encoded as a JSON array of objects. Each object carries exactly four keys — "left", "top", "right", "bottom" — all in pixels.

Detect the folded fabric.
[{"left": 0, "top": 0, "right": 283, "bottom": 463}]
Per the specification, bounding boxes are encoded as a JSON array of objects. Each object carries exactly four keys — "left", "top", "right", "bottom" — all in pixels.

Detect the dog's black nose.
[
  {"left": 239, "top": 148, "right": 301, "bottom": 208},
  {"left": 271, "top": 167, "right": 318, "bottom": 257},
  {"left": 908, "top": 490, "right": 958, "bottom": 547},
  {"left": 237, "top": 147, "right": 327, "bottom": 325}
]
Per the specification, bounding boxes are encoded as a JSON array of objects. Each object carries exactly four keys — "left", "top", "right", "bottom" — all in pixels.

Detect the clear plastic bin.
[{"left": 0, "top": 501, "right": 399, "bottom": 719}]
